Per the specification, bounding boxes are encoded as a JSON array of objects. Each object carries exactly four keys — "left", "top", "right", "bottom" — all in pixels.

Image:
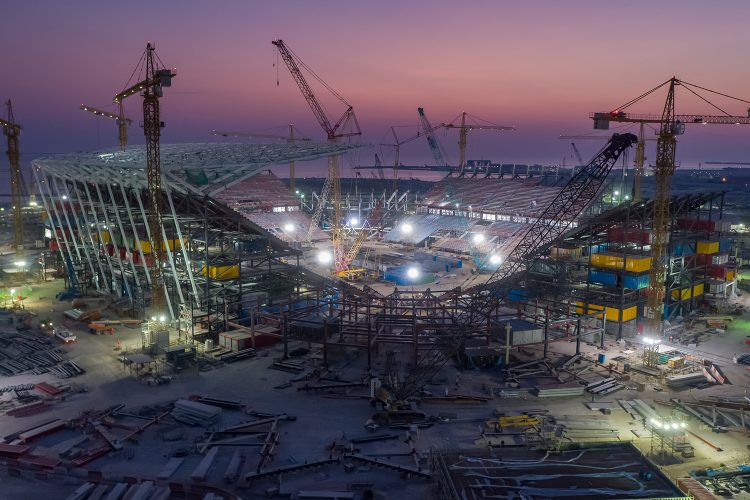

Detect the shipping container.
[
  {"left": 671, "top": 283, "right": 704, "bottom": 301},
  {"left": 695, "top": 252, "right": 729, "bottom": 266},
  {"left": 707, "top": 280, "right": 727, "bottom": 294},
  {"left": 135, "top": 238, "right": 186, "bottom": 253},
  {"left": 201, "top": 264, "right": 240, "bottom": 280},
  {"left": 696, "top": 240, "right": 719, "bottom": 255},
  {"left": 590, "top": 252, "right": 651, "bottom": 272},
  {"left": 550, "top": 245, "right": 583, "bottom": 259},
  {"left": 677, "top": 218, "right": 714, "bottom": 231},
  {"left": 719, "top": 238, "right": 731, "bottom": 252},
  {"left": 589, "top": 269, "right": 617, "bottom": 286},
  {"left": 607, "top": 227, "right": 653, "bottom": 245},
  {"left": 671, "top": 241, "right": 695, "bottom": 257},
  {"left": 623, "top": 273, "right": 649, "bottom": 290},
  {"left": 574, "top": 302, "right": 637, "bottom": 322},
  {"left": 708, "top": 264, "right": 735, "bottom": 280}
]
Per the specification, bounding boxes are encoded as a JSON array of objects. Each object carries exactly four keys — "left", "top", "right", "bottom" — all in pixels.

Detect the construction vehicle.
[
  {"left": 113, "top": 43, "right": 176, "bottom": 317},
  {"left": 272, "top": 39, "right": 361, "bottom": 272},
  {"left": 53, "top": 326, "right": 76, "bottom": 343},
  {"left": 211, "top": 125, "right": 311, "bottom": 192},
  {"left": 441, "top": 112, "right": 515, "bottom": 175},
  {"left": 0, "top": 100, "right": 24, "bottom": 256},
  {"left": 418, "top": 107, "right": 448, "bottom": 168},
  {"left": 80, "top": 103, "right": 131, "bottom": 149}
]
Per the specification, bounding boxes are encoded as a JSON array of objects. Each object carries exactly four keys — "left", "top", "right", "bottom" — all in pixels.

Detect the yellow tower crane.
[
  {"left": 80, "top": 103, "right": 132, "bottom": 149},
  {"left": 0, "top": 100, "right": 23, "bottom": 256},
  {"left": 113, "top": 43, "right": 176, "bottom": 317},
  {"left": 441, "top": 112, "right": 515, "bottom": 176},
  {"left": 593, "top": 77, "right": 750, "bottom": 337}
]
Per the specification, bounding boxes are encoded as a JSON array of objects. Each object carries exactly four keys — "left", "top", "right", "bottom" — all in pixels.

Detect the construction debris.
[{"left": 171, "top": 399, "right": 222, "bottom": 426}]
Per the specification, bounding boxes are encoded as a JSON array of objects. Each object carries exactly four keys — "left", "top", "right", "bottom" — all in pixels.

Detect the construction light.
[
  {"left": 614, "top": 190, "right": 620, "bottom": 196},
  {"left": 317, "top": 250, "right": 332, "bottom": 265},
  {"left": 10, "top": 289, "right": 15, "bottom": 296},
  {"left": 151, "top": 316, "right": 157, "bottom": 321},
  {"left": 473, "top": 233, "right": 485, "bottom": 244},
  {"left": 401, "top": 223, "right": 413, "bottom": 234},
  {"left": 62, "top": 195, "right": 68, "bottom": 200},
  {"left": 284, "top": 223, "right": 295, "bottom": 232},
  {"left": 159, "top": 315, "right": 165, "bottom": 323},
  {"left": 670, "top": 422, "right": 679, "bottom": 430},
  {"left": 15, "top": 261, "right": 25, "bottom": 268},
  {"left": 680, "top": 422, "right": 687, "bottom": 428},
  {"left": 407, "top": 267, "right": 420, "bottom": 280},
  {"left": 349, "top": 218, "right": 359, "bottom": 226},
  {"left": 490, "top": 254, "right": 502, "bottom": 265}
]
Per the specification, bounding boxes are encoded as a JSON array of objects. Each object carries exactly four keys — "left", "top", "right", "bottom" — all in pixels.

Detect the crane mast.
[
  {"left": 114, "top": 43, "right": 175, "bottom": 315},
  {"left": 1, "top": 100, "right": 23, "bottom": 255},
  {"left": 441, "top": 112, "right": 515, "bottom": 175},
  {"left": 646, "top": 78, "right": 679, "bottom": 337}
]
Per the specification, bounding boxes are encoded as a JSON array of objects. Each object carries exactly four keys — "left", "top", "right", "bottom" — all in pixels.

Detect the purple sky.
[{"left": 4, "top": 0, "right": 750, "bottom": 180}]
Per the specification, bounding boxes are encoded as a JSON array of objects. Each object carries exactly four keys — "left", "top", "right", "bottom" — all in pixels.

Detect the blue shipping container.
[
  {"left": 623, "top": 273, "right": 649, "bottom": 290},
  {"left": 719, "top": 238, "right": 731, "bottom": 252},
  {"left": 589, "top": 269, "right": 617, "bottom": 286}
]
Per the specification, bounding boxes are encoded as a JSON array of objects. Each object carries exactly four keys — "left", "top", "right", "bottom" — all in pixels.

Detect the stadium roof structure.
[{"left": 31, "top": 141, "right": 361, "bottom": 196}]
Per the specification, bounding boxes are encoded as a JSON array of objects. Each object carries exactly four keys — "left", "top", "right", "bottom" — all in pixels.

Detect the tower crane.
[
  {"left": 80, "top": 103, "right": 131, "bottom": 149},
  {"left": 592, "top": 77, "right": 750, "bottom": 336},
  {"left": 380, "top": 125, "right": 438, "bottom": 191},
  {"left": 211, "top": 126, "right": 311, "bottom": 192},
  {"left": 570, "top": 142, "right": 585, "bottom": 167},
  {"left": 417, "top": 107, "right": 448, "bottom": 167},
  {"left": 0, "top": 100, "right": 23, "bottom": 255},
  {"left": 272, "top": 39, "right": 361, "bottom": 272},
  {"left": 441, "top": 112, "right": 515, "bottom": 175},
  {"left": 559, "top": 133, "right": 657, "bottom": 199},
  {"left": 113, "top": 43, "right": 176, "bottom": 317}
]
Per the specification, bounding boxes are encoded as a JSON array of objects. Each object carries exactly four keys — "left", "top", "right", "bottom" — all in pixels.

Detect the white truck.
[{"left": 53, "top": 326, "right": 77, "bottom": 343}]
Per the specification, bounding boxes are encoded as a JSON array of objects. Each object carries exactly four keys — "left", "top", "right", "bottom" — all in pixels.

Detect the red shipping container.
[
  {"left": 106, "top": 243, "right": 115, "bottom": 256},
  {"left": 49, "top": 240, "right": 59, "bottom": 252},
  {"left": 144, "top": 255, "right": 155, "bottom": 268},
  {"left": 118, "top": 247, "right": 127, "bottom": 260},
  {"left": 607, "top": 227, "right": 652, "bottom": 245},
  {"left": 677, "top": 218, "right": 714, "bottom": 231},
  {"left": 132, "top": 251, "right": 141, "bottom": 265}
]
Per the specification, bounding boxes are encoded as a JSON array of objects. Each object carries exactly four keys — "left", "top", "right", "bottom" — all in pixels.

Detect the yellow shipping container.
[
  {"left": 726, "top": 271, "right": 736, "bottom": 281},
  {"left": 136, "top": 238, "right": 185, "bottom": 253},
  {"left": 590, "top": 252, "right": 651, "bottom": 272},
  {"left": 573, "top": 302, "right": 636, "bottom": 322},
  {"left": 201, "top": 264, "right": 240, "bottom": 280},
  {"left": 696, "top": 241, "right": 719, "bottom": 255},
  {"left": 101, "top": 230, "right": 111, "bottom": 244},
  {"left": 671, "top": 283, "right": 704, "bottom": 301}
]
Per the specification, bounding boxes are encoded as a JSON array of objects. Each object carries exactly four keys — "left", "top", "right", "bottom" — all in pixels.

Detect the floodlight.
[
  {"left": 284, "top": 223, "right": 295, "bottom": 232},
  {"left": 473, "top": 234, "right": 485, "bottom": 244},
  {"left": 407, "top": 267, "right": 419, "bottom": 280},
  {"left": 489, "top": 254, "right": 502, "bottom": 265},
  {"left": 401, "top": 223, "right": 413, "bottom": 234},
  {"left": 317, "top": 251, "right": 332, "bottom": 264}
]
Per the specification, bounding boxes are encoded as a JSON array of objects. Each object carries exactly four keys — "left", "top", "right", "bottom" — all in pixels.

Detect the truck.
[{"left": 53, "top": 326, "right": 77, "bottom": 343}]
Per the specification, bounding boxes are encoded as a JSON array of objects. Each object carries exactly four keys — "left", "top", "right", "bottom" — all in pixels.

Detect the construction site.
[{"left": 4, "top": 38, "right": 750, "bottom": 500}]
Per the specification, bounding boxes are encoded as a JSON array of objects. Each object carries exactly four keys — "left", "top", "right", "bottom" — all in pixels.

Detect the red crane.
[{"left": 272, "top": 39, "right": 361, "bottom": 271}]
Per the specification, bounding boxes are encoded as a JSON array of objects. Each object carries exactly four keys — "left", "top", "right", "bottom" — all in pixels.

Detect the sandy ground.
[{"left": 0, "top": 276, "right": 749, "bottom": 498}]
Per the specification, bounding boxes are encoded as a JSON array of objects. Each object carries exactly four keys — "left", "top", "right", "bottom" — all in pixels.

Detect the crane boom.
[
  {"left": 463, "top": 133, "right": 638, "bottom": 323},
  {"left": 80, "top": 103, "right": 131, "bottom": 149},
  {"left": 272, "top": 39, "right": 361, "bottom": 270},
  {"left": 441, "top": 112, "right": 515, "bottom": 173},
  {"left": 417, "top": 107, "right": 447, "bottom": 167},
  {"left": 1, "top": 100, "right": 23, "bottom": 255}
]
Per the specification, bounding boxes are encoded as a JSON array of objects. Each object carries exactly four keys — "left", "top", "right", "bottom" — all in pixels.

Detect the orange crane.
[
  {"left": 593, "top": 77, "right": 750, "bottom": 337},
  {"left": 80, "top": 103, "right": 131, "bottom": 149},
  {"left": 0, "top": 100, "right": 23, "bottom": 255},
  {"left": 113, "top": 43, "right": 176, "bottom": 316},
  {"left": 211, "top": 125, "right": 311, "bottom": 192},
  {"left": 441, "top": 112, "right": 515, "bottom": 175},
  {"left": 272, "top": 39, "right": 361, "bottom": 272}
]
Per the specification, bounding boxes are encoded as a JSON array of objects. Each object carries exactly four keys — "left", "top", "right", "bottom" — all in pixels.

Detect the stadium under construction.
[{"left": 6, "top": 41, "right": 750, "bottom": 500}]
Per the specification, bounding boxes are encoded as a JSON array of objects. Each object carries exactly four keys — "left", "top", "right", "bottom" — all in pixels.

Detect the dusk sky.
[{"left": 5, "top": 0, "right": 750, "bottom": 180}]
